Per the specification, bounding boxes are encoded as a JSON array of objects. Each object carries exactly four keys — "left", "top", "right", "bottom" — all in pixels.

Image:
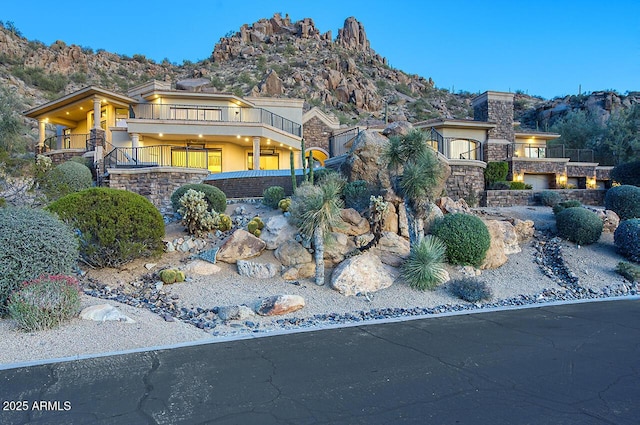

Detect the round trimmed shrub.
[
  {"left": 556, "top": 207, "right": 603, "bottom": 245},
  {"left": 401, "top": 235, "right": 448, "bottom": 291},
  {"left": 7, "top": 275, "right": 81, "bottom": 331},
  {"left": 47, "top": 188, "right": 165, "bottom": 268},
  {"left": 262, "top": 186, "right": 285, "bottom": 209},
  {"left": 44, "top": 160, "right": 93, "bottom": 200},
  {"left": 431, "top": 213, "right": 491, "bottom": 267},
  {"left": 0, "top": 207, "right": 79, "bottom": 314},
  {"left": 604, "top": 185, "right": 640, "bottom": 220},
  {"left": 537, "top": 190, "right": 562, "bottom": 207},
  {"left": 171, "top": 184, "right": 227, "bottom": 213},
  {"left": 614, "top": 219, "right": 640, "bottom": 262},
  {"left": 552, "top": 200, "right": 582, "bottom": 215},
  {"left": 610, "top": 161, "right": 640, "bottom": 186}
]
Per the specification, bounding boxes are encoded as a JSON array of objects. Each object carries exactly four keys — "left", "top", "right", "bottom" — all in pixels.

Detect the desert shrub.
[
  {"left": 68, "top": 156, "right": 92, "bottom": 168},
  {"left": 7, "top": 275, "right": 81, "bottom": 331},
  {"left": 47, "top": 188, "right": 164, "bottom": 268},
  {"left": 610, "top": 161, "right": 640, "bottom": 186},
  {"left": 0, "top": 208, "right": 78, "bottom": 314},
  {"left": 484, "top": 162, "right": 508, "bottom": 185},
  {"left": 604, "top": 185, "right": 640, "bottom": 220},
  {"left": 553, "top": 200, "right": 582, "bottom": 215},
  {"left": 616, "top": 262, "right": 640, "bottom": 282},
  {"left": 178, "top": 189, "right": 221, "bottom": 236},
  {"left": 487, "top": 181, "right": 510, "bottom": 190},
  {"left": 278, "top": 198, "right": 291, "bottom": 212},
  {"left": 537, "top": 190, "right": 562, "bottom": 207},
  {"left": 556, "top": 207, "right": 603, "bottom": 245},
  {"left": 44, "top": 160, "right": 93, "bottom": 200},
  {"left": 508, "top": 181, "right": 532, "bottom": 190},
  {"left": 401, "top": 235, "right": 448, "bottom": 290},
  {"left": 614, "top": 219, "right": 640, "bottom": 262},
  {"left": 262, "top": 186, "right": 285, "bottom": 209},
  {"left": 448, "top": 278, "right": 492, "bottom": 302},
  {"left": 431, "top": 213, "right": 491, "bottom": 267},
  {"left": 343, "top": 180, "right": 371, "bottom": 212},
  {"left": 313, "top": 168, "right": 336, "bottom": 184},
  {"left": 171, "top": 184, "right": 226, "bottom": 214}
]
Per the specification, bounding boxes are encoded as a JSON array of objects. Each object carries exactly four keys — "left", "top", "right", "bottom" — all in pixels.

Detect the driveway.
[{"left": 1, "top": 299, "right": 639, "bottom": 424}]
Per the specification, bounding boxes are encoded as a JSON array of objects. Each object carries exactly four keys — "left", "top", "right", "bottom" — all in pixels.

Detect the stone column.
[
  {"left": 252, "top": 136, "right": 261, "bottom": 170},
  {"left": 93, "top": 97, "right": 101, "bottom": 129},
  {"left": 38, "top": 120, "right": 46, "bottom": 151},
  {"left": 131, "top": 133, "right": 140, "bottom": 148}
]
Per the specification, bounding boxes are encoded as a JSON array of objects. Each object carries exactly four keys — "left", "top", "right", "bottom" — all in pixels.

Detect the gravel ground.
[{"left": 0, "top": 206, "right": 636, "bottom": 367}]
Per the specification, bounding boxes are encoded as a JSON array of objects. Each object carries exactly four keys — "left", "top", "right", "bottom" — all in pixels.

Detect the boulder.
[
  {"left": 175, "top": 78, "right": 211, "bottom": 92},
  {"left": 480, "top": 219, "right": 521, "bottom": 270},
  {"left": 587, "top": 208, "right": 619, "bottom": 233},
  {"left": 381, "top": 202, "right": 399, "bottom": 234},
  {"left": 282, "top": 262, "right": 316, "bottom": 280},
  {"left": 274, "top": 240, "right": 312, "bottom": 266},
  {"left": 330, "top": 252, "right": 394, "bottom": 296},
  {"left": 334, "top": 208, "right": 370, "bottom": 236},
  {"left": 259, "top": 70, "right": 284, "bottom": 95},
  {"left": 324, "top": 232, "right": 357, "bottom": 265},
  {"left": 260, "top": 215, "right": 298, "bottom": 250},
  {"left": 382, "top": 121, "right": 413, "bottom": 137},
  {"left": 398, "top": 203, "right": 409, "bottom": 238},
  {"left": 341, "top": 130, "right": 396, "bottom": 198},
  {"left": 217, "top": 229, "right": 266, "bottom": 263},
  {"left": 423, "top": 203, "right": 444, "bottom": 234},
  {"left": 184, "top": 259, "right": 221, "bottom": 276},
  {"left": 80, "top": 304, "right": 135, "bottom": 323},
  {"left": 371, "top": 232, "right": 410, "bottom": 267},
  {"left": 436, "top": 197, "right": 471, "bottom": 215},
  {"left": 236, "top": 260, "right": 278, "bottom": 279},
  {"left": 511, "top": 218, "right": 535, "bottom": 242},
  {"left": 255, "top": 295, "right": 305, "bottom": 316},
  {"left": 218, "top": 305, "right": 255, "bottom": 321}
]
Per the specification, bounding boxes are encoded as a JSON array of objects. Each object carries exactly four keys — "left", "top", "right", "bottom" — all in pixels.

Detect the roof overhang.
[
  {"left": 415, "top": 119, "right": 497, "bottom": 130},
  {"left": 24, "top": 86, "right": 135, "bottom": 120}
]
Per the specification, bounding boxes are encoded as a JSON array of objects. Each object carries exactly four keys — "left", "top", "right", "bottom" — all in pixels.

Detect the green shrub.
[
  {"left": 343, "top": 180, "right": 371, "bottom": 212},
  {"left": 313, "top": 168, "right": 337, "bottom": 184},
  {"left": 610, "top": 161, "right": 640, "bottom": 186},
  {"left": 431, "top": 213, "right": 491, "bottom": 267},
  {"left": 262, "top": 186, "right": 285, "bottom": 209},
  {"left": 487, "top": 181, "right": 510, "bottom": 190},
  {"left": 0, "top": 208, "right": 78, "bottom": 314},
  {"left": 484, "top": 162, "right": 508, "bottom": 185},
  {"left": 605, "top": 185, "right": 640, "bottom": 220},
  {"left": 614, "top": 219, "right": 640, "bottom": 262},
  {"left": 448, "top": 278, "right": 492, "bottom": 302},
  {"left": 47, "top": 188, "right": 164, "bottom": 268},
  {"left": 537, "top": 190, "right": 562, "bottom": 207},
  {"left": 401, "top": 235, "right": 448, "bottom": 290},
  {"left": 178, "top": 189, "right": 220, "bottom": 236},
  {"left": 508, "top": 181, "right": 532, "bottom": 190},
  {"left": 556, "top": 207, "right": 603, "bottom": 245},
  {"left": 7, "top": 274, "right": 81, "bottom": 331},
  {"left": 553, "top": 200, "right": 582, "bottom": 215},
  {"left": 44, "top": 160, "right": 93, "bottom": 200},
  {"left": 616, "top": 262, "right": 640, "bottom": 282},
  {"left": 171, "top": 184, "right": 226, "bottom": 214}
]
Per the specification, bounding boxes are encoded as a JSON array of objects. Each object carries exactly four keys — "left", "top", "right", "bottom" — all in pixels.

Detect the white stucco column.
[
  {"left": 252, "top": 137, "right": 261, "bottom": 170},
  {"left": 131, "top": 133, "right": 140, "bottom": 148},
  {"left": 38, "top": 120, "right": 46, "bottom": 149},
  {"left": 93, "top": 98, "right": 101, "bottom": 129}
]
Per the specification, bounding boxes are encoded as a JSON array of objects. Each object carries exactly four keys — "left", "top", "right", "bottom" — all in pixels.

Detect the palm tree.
[{"left": 290, "top": 177, "right": 344, "bottom": 286}]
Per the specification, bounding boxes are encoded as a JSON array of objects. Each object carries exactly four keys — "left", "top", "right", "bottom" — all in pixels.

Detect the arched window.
[{"left": 449, "top": 139, "right": 478, "bottom": 160}]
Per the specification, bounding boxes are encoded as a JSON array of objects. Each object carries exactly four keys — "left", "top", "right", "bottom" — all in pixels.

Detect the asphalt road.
[{"left": 1, "top": 299, "right": 639, "bottom": 425}]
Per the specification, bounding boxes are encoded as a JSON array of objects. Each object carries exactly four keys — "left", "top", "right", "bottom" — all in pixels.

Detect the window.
[
  {"left": 449, "top": 139, "right": 478, "bottom": 160},
  {"left": 248, "top": 152, "right": 279, "bottom": 170},
  {"left": 170, "top": 107, "right": 222, "bottom": 121},
  {"left": 171, "top": 147, "right": 208, "bottom": 169},
  {"left": 525, "top": 146, "right": 546, "bottom": 158},
  {"left": 208, "top": 149, "right": 222, "bottom": 173}
]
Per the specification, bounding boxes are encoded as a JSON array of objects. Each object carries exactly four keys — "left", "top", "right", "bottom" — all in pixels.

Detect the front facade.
[{"left": 24, "top": 80, "right": 305, "bottom": 176}]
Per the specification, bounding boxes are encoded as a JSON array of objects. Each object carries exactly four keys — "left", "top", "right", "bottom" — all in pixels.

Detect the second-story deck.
[{"left": 508, "top": 143, "right": 595, "bottom": 163}]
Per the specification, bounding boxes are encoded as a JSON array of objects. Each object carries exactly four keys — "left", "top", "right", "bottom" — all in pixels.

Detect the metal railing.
[
  {"left": 104, "top": 145, "right": 209, "bottom": 170},
  {"left": 42, "top": 134, "right": 90, "bottom": 152},
  {"left": 508, "top": 143, "right": 594, "bottom": 162},
  {"left": 427, "top": 128, "right": 482, "bottom": 160},
  {"left": 329, "top": 127, "right": 361, "bottom": 156},
  {"left": 132, "top": 104, "right": 302, "bottom": 137}
]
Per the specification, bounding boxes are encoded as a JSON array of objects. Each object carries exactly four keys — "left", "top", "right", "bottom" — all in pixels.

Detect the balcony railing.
[
  {"left": 427, "top": 128, "right": 482, "bottom": 160},
  {"left": 42, "top": 134, "right": 90, "bottom": 152},
  {"left": 104, "top": 145, "right": 209, "bottom": 170},
  {"left": 508, "top": 143, "right": 594, "bottom": 162},
  {"left": 329, "top": 127, "right": 361, "bottom": 156},
  {"left": 131, "top": 104, "right": 302, "bottom": 137}
]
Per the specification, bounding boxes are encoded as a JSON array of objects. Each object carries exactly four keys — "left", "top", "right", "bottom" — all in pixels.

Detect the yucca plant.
[{"left": 401, "top": 235, "right": 448, "bottom": 291}]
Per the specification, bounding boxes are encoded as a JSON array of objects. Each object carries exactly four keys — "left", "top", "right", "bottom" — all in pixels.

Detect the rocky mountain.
[{"left": 0, "top": 14, "right": 635, "bottom": 141}]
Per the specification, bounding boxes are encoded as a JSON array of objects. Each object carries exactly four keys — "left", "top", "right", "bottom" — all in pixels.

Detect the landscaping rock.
[
  {"left": 218, "top": 305, "right": 255, "bottom": 321},
  {"left": 330, "top": 252, "right": 394, "bottom": 296},
  {"left": 282, "top": 262, "right": 316, "bottom": 280},
  {"left": 587, "top": 208, "right": 619, "bottom": 233},
  {"left": 324, "top": 232, "right": 357, "bottom": 265},
  {"left": 274, "top": 240, "right": 312, "bottom": 266},
  {"left": 80, "top": 304, "right": 135, "bottom": 323},
  {"left": 371, "top": 231, "right": 410, "bottom": 267},
  {"left": 436, "top": 197, "right": 471, "bottom": 215},
  {"left": 398, "top": 202, "right": 409, "bottom": 238},
  {"left": 184, "top": 259, "right": 221, "bottom": 275},
  {"left": 237, "top": 260, "right": 278, "bottom": 279},
  {"left": 255, "top": 294, "right": 305, "bottom": 316},
  {"left": 260, "top": 215, "right": 298, "bottom": 250},
  {"left": 512, "top": 218, "right": 535, "bottom": 242},
  {"left": 334, "top": 208, "right": 370, "bottom": 236},
  {"left": 381, "top": 202, "right": 399, "bottom": 234},
  {"left": 423, "top": 202, "right": 444, "bottom": 233},
  {"left": 381, "top": 120, "right": 413, "bottom": 137},
  {"left": 480, "top": 220, "right": 510, "bottom": 270},
  {"left": 217, "top": 229, "right": 266, "bottom": 263}
]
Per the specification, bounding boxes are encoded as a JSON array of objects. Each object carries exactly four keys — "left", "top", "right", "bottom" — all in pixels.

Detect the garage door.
[{"left": 523, "top": 174, "right": 552, "bottom": 190}]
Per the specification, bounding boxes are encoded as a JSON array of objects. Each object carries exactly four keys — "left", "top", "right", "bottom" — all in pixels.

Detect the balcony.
[
  {"left": 104, "top": 145, "right": 209, "bottom": 170},
  {"left": 508, "top": 143, "right": 594, "bottom": 162},
  {"left": 131, "top": 104, "right": 302, "bottom": 137},
  {"left": 42, "top": 134, "right": 90, "bottom": 152}
]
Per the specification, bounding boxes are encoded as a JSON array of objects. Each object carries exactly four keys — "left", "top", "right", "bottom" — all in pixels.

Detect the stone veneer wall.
[
  {"left": 509, "top": 159, "right": 568, "bottom": 181},
  {"left": 567, "top": 164, "right": 597, "bottom": 177},
  {"left": 484, "top": 143, "right": 510, "bottom": 162},
  {"left": 302, "top": 116, "right": 331, "bottom": 153},
  {"left": 43, "top": 149, "right": 87, "bottom": 166},
  {"left": 107, "top": 167, "right": 209, "bottom": 214},
  {"left": 473, "top": 93, "right": 515, "bottom": 142},
  {"left": 445, "top": 160, "right": 486, "bottom": 205},
  {"left": 484, "top": 189, "right": 606, "bottom": 207},
  {"left": 596, "top": 167, "right": 612, "bottom": 181},
  {"left": 206, "top": 175, "right": 305, "bottom": 198}
]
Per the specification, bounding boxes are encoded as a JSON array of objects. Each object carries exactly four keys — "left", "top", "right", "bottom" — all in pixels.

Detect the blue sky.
[{"left": 2, "top": 0, "right": 638, "bottom": 99}]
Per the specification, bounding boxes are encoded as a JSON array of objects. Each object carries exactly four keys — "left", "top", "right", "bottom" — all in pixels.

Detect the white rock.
[
  {"left": 80, "top": 304, "right": 135, "bottom": 323},
  {"left": 184, "top": 259, "right": 221, "bottom": 275}
]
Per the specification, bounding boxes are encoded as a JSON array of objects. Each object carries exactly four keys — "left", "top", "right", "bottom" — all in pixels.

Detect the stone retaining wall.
[
  {"left": 106, "top": 167, "right": 209, "bottom": 214},
  {"left": 484, "top": 189, "right": 606, "bottom": 207},
  {"left": 206, "top": 174, "right": 305, "bottom": 198},
  {"left": 42, "top": 149, "right": 87, "bottom": 166},
  {"left": 446, "top": 160, "right": 486, "bottom": 206}
]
